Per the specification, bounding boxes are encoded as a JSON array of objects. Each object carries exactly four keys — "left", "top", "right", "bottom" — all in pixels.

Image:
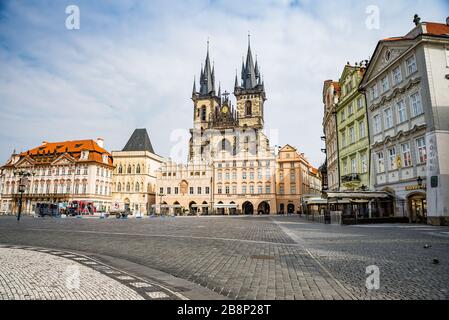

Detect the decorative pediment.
[
  {"left": 51, "top": 153, "right": 75, "bottom": 166},
  {"left": 280, "top": 144, "right": 296, "bottom": 152},
  {"left": 363, "top": 41, "right": 414, "bottom": 86},
  {"left": 15, "top": 157, "right": 35, "bottom": 168}
]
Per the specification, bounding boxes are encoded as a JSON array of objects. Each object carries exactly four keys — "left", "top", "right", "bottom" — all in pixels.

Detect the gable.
[
  {"left": 51, "top": 154, "right": 75, "bottom": 166},
  {"left": 363, "top": 41, "right": 414, "bottom": 85},
  {"left": 15, "top": 157, "right": 35, "bottom": 168}
]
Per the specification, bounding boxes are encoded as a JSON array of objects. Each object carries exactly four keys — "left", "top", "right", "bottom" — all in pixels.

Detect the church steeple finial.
[{"left": 199, "top": 39, "right": 215, "bottom": 96}]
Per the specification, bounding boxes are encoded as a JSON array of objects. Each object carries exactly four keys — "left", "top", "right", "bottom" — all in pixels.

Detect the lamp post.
[{"left": 13, "top": 169, "right": 34, "bottom": 221}]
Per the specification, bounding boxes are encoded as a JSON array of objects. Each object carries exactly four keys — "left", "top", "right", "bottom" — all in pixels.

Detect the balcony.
[{"left": 342, "top": 173, "right": 361, "bottom": 183}]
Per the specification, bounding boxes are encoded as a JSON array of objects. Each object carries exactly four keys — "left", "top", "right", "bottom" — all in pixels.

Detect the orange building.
[{"left": 276, "top": 145, "right": 321, "bottom": 214}]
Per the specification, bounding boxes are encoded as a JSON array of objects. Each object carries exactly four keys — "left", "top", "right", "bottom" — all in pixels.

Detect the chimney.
[
  {"left": 96, "top": 138, "right": 104, "bottom": 148},
  {"left": 42, "top": 141, "right": 48, "bottom": 145}
]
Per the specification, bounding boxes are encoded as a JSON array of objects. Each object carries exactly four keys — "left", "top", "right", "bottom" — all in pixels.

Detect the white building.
[
  {"left": 360, "top": 16, "right": 449, "bottom": 225},
  {"left": 0, "top": 139, "right": 114, "bottom": 215}
]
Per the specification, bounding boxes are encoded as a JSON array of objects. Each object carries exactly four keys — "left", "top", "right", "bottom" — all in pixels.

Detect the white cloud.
[{"left": 0, "top": 0, "right": 448, "bottom": 166}]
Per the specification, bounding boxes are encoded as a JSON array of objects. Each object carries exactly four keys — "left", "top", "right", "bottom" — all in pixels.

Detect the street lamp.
[
  {"left": 13, "top": 169, "right": 34, "bottom": 221},
  {"left": 417, "top": 176, "right": 424, "bottom": 189}
]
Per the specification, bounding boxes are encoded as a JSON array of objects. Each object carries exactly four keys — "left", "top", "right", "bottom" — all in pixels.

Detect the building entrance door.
[{"left": 408, "top": 193, "right": 427, "bottom": 223}]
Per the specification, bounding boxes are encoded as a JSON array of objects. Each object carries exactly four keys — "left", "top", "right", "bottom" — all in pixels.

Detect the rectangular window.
[
  {"left": 249, "top": 171, "right": 254, "bottom": 180},
  {"left": 217, "top": 187, "right": 222, "bottom": 194},
  {"left": 351, "top": 158, "right": 357, "bottom": 174},
  {"left": 265, "top": 169, "right": 271, "bottom": 180},
  {"left": 416, "top": 137, "right": 427, "bottom": 164},
  {"left": 348, "top": 103, "right": 354, "bottom": 116},
  {"left": 205, "top": 187, "right": 210, "bottom": 194},
  {"left": 159, "top": 187, "right": 163, "bottom": 194},
  {"left": 357, "top": 96, "right": 363, "bottom": 109},
  {"left": 384, "top": 107, "right": 393, "bottom": 129},
  {"left": 392, "top": 66, "right": 402, "bottom": 85},
  {"left": 388, "top": 147, "right": 397, "bottom": 170},
  {"left": 373, "top": 114, "right": 382, "bottom": 134},
  {"left": 290, "top": 185, "right": 296, "bottom": 194},
  {"left": 217, "top": 172, "right": 222, "bottom": 180},
  {"left": 377, "top": 152, "right": 385, "bottom": 173},
  {"left": 361, "top": 153, "right": 368, "bottom": 173},
  {"left": 167, "top": 187, "right": 171, "bottom": 194},
  {"left": 349, "top": 126, "right": 355, "bottom": 144},
  {"left": 343, "top": 160, "right": 348, "bottom": 175},
  {"left": 341, "top": 130, "right": 346, "bottom": 147},
  {"left": 397, "top": 100, "right": 407, "bottom": 123},
  {"left": 257, "top": 169, "right": 262, "bottom": 180},
  {"left": 197, "top": 187, "right": 201, "bottom": 194},
  {"left": 410, "top": 92, "right": 423, "bottom": 117},
  {"left": 189, "top": 187, "right": 194, "bottom": 194},
  {"left": 242, "top": 171, "right": 247, "bottom": 180},
  {"left": 359, "top": 120, "right": 366, "bottom": 138},
  {"left": 279, "top": 185, "right": 284, "bottom": 194},
  {"left": 174, "top": 187, "right": 178, "bottom": 194},
  {"left": 340, "top": 110, "right": 346, "bottom": 122},
  {"left": 232, "top": 186, "right": 237, "bottom": 194},
  {"left": 265, "top": 185, "right": 271, "bottom": 194},
  {"left": 242, "top": 185, "right": 247, "bottom": 194},
  {"left": 371, "top": 84, "right": 378, "bottom": 100},
  {"left": 258, "top": 185, "right": 263, "bottom": 194},
  {"left": 225, "top": 186, "right": 230, "bottom": 194},
  {"left": 225, "top": 172, "right": 230, "bottom": 180},
  {"left": 381, "top": 76, "right": 389, "bottom": 93},
  {"left": 401, "top": 143, "right": 412, "bottom": 167},
  {"left": 406, "top": 56, "right": 417, "bottom": 75}
]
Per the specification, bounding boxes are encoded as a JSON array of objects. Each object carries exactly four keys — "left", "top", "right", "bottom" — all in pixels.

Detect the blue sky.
[{"left": 1, "top": 0, "right": 448, "bottom": 166}]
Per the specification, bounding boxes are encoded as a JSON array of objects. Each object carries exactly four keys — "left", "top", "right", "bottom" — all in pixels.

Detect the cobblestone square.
[{"left": 0, "top": 215, "right": 448, "bottom": 300}]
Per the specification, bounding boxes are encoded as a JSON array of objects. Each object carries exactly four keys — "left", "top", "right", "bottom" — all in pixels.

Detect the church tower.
[
  {"left": 234, "top": 36, "right": 266, "bottom": 130},
  {"left": 191, "top": 42, "right": 221, "bottom": 131}
]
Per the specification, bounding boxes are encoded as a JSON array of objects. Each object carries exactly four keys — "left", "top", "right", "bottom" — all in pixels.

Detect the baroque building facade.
[
  {"left": 111, "top": 129, "right": 164, "bottom": 215},
  {"left": 0, "top": 139, "right": 114, "bottom": 215},
  {"left": 336, "top": 63, "right": 370, "bottom": 191},
  {"left": 360, "top": 18, "right": 449, "bottom": 225},
  {"left": 156, "top": 39, "right": 320, "bottom": 215}
]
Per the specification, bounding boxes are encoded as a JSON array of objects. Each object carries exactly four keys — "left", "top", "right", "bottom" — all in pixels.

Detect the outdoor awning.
[
  {"left": 190, "top": 204, "right": 209, "bottom": 208},
  {"left": 213, "top": 204, "right": 237, "bottom": 208},
  {"left": 325, "top": 191, "right": 392, "bottom": 199},
  {"left": 303, "top": 198, "right": 328, "bottom": 205}
]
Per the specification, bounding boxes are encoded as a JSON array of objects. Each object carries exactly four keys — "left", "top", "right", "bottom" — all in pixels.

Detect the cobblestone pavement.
[
  {"left": 0, "top": 245, "right": 185, "bottom": 300},
  {"left": 0, "top": 215, "right": 448, "bottom": 300}
]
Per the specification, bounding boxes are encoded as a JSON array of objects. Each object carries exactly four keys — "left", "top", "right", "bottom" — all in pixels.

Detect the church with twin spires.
[{"left": 155, "top": 38, "right": 321, "bottom": 216}]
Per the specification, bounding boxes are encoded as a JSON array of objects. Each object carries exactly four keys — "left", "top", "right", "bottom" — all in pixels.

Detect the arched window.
[
  {"left": 117, "top": 183, "right": 121, "bottom": 192},
  {"left": 127, "top": 165, "right": 131, "bottom": 174},
  {"left": 136, "top": 164, "right": 141, "bottom": 174},
  {"left": 135, "top": 183, "right": 140, "bottom": 192},
  {"left": 201, "top": 106, "right": 206, "bottom": 121},
  {"left": 245, "top": 100, "right": 252, "bottom": 116},
  {"left": 126, "top": 183, "right": 130, "bottom": 192},
  {"left": 118, "top": 165, "right": 122, "bottom": 174}
]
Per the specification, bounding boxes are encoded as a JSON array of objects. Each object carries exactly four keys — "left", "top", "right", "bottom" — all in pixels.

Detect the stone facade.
[
  {"left": 156, "top": 40, "right": 319, "bottom": 215},
  {"left": 111, "top": 129, "right": 164, "bottom": 215},
  {"left": 360, "top": 19, "right": 449, "bottom": 225}
]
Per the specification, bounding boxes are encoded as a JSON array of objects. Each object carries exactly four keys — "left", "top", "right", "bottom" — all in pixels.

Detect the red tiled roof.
[
  {"left": 382, "top": 22, "right": 449, "bottom": 42},
  {"left": 15, "top": 139, "right": 113, "bottom": 166}
]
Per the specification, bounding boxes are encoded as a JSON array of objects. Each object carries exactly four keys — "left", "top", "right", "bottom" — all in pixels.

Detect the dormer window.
[
  {"left": 102, "top": 154, "right": 108, "bottom": 164},
  {"left": 81, "top": 150, "right": 89, "bottom": 160}
]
